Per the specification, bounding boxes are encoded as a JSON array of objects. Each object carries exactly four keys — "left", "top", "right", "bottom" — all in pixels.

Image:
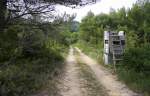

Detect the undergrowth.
[
  {"left": 117, "top": 67, "right": 150, "bottom": 96},
  {"left": 0, "top": 47, "right": 67, "bottom": 96}
]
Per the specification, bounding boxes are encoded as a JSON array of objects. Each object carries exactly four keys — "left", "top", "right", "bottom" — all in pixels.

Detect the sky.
[{"left": 55, "top": 0, "right": 137, "bottom": 22}]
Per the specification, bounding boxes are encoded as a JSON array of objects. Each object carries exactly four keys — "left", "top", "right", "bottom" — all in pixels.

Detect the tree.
[
  {"left": 0, "top": 0, "right": 7, "bottom": 30},
  {"left": 0, "top": 0, "right": 97, "bottom": 32}
]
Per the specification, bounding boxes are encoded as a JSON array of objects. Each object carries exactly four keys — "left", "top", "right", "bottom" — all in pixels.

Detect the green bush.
[
  {"left": 118, "top": 44, "right": 150, "bottom": 95},
  {"left": 0, "top": 47, "right": 64, "bottom": 96},
  {"left": 0, "top": 25, "right": 23, "bottom": 62},
  {"left": 0, "top": 24, "right": 66, "bottom": 96},
  {"left": 117, "top": 67, "right": 150, "bottom": 95},
  {"left": 123, "top": 44, "right": 150, "bottom": 72}
]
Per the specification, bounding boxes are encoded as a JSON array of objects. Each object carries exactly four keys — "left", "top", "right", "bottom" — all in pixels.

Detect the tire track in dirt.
[
  {"left": 75, "top": 51, "right": 109, "bottom": 96},
  {"left": 58, "top": 47, "right": 83, "bottom": 96},
  {"left": 75, "top": 47, "right": 141, "bottom": 96}
]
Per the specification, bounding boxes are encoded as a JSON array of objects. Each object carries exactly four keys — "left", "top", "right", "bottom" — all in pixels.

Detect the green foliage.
[
  {"left": 0, "top": 14, "right": 72, "bottom": 96},
  {"left": 80, "top": 12, "right": 104, "bottom": 45},
  {"left": 123, "top": 44, "right": 150, "bottom": 72},
  {"left": 0, "top": 56, "right": 63, "bottom": 96},
  {"left": 0, "top": 25, "right": 23, "bottom": 61},
  {"left": 117, "top": 67, "right": 150, "bottom": 95},
  {"left": 77, "top": 1, "right": 150, "bottom": 95}
]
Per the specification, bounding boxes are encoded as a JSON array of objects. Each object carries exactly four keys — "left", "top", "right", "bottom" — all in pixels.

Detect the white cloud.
[{"left": 55, "top": 0, "right": 137, "bottom": 22}]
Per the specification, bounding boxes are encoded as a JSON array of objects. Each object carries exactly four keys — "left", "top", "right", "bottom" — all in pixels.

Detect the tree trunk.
[{"left": 0, "top": 0, "right": 7, "bottom": 32}]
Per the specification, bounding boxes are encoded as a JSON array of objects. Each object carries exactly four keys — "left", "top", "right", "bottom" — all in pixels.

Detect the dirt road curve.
[{"left": 59, "top": 47, "right": 141, "bottom": 96}]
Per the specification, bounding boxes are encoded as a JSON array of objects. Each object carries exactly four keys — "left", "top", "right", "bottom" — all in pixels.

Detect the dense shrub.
[
  {"left": 0, "top": 25, "right": 22, "bottom": 62},
  {"left": 0, "top": 22, "right": 68, "bottom": 96},
  {"left": 117, "top": 67, "right": 150, "bottom": 95},
  {"left": 0, "top": 43, "right": 65, "bottom": 96},
  {"left": 123, "top": 44, "right": 150, "bottom": 72}
]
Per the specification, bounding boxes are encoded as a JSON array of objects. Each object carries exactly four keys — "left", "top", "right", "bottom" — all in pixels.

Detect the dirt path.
[
  {"left": 32, "top": 47, "right": 141, "bottom": 96},
  {"left": 58, "top": 47, "right": 83, "bottom": 96},
  {"left": 75, "top": 47, "right": 141, "bottom": 96}
]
